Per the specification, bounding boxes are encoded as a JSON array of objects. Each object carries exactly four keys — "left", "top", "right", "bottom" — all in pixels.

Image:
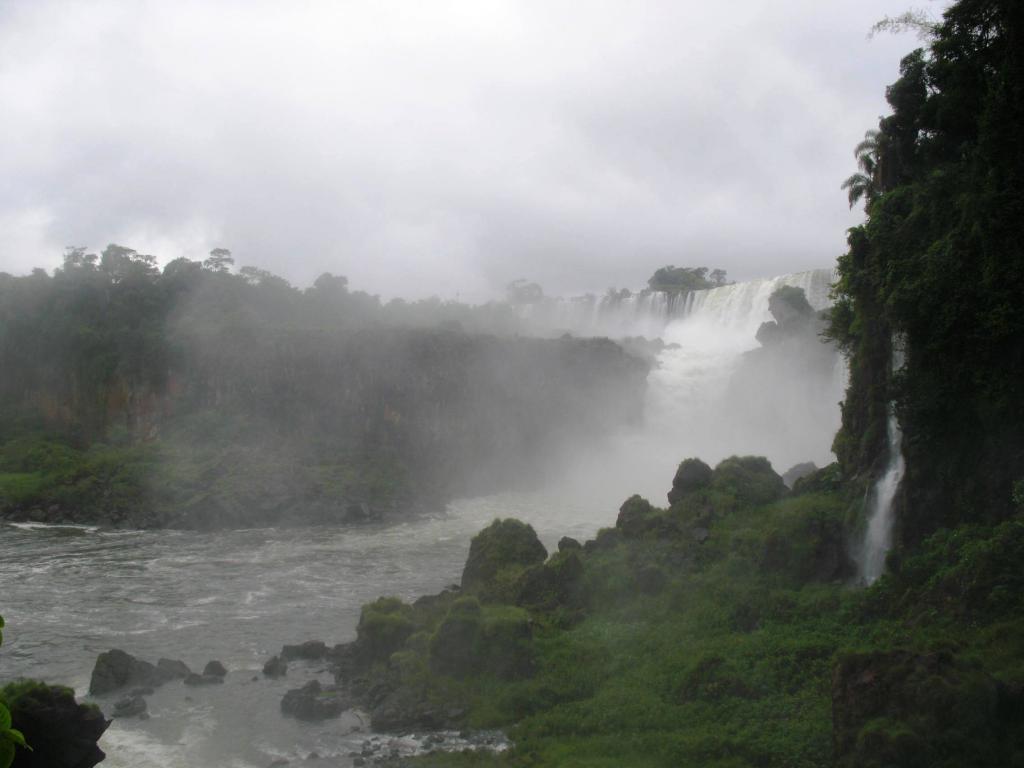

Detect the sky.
[{"left": 0, "top": 1, "right": 935, "bottom": 300}]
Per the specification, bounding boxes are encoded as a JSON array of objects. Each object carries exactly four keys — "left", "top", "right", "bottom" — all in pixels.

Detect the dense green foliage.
[
  {"left": 0, "top": 618, "right": 29, "bottom": 768},
  {"left": 0, "top": 253, "right": 647, "bottom": 527},
  {"left": 645, "top": 265, "right": 729, "bottom": 293},
  {"left": 829, "top": 0, "right": 1024, "bottom": 545},
  {"left": 349, "top": 457, "right": 1023, "bottom": 767}
]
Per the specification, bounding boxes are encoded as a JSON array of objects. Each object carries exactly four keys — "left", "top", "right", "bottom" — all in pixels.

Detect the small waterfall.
[{"left": 860, "top": 343, "right": 906, "bottom": 584}]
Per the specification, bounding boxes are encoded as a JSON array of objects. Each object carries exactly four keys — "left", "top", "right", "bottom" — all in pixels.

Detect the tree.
[
  {"left": 841, "top": 130, "right": 881, "bottom": 209},
  {"left": 506, "top": 279, "right": 544, "bottom": 305},
  {"left": 204, "top": 248, "right": 234, "bottom": 273}
]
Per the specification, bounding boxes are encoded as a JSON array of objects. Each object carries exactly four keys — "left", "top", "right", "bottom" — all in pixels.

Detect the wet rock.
[
  {"left": 692, "top": 527, "right": 710, "bottom": 544},
  {"left": 711, "top": 456, "right": 787, "bottom": 506},
  {"left": 156, "top": 658, "right": 191, "bottom": 680},
  {"left": 281, "top": 640, "right": 328, "bottom": 661},
  {"left": 280, "top": 679, "right": 350, "bottom": 721},
  {"left": 557, "top": 536, "right": 581, "bottom": 552},
  {"left": 88, "top": 649, "right": 163, "bottom": 695},
  {"left": 616, "top": 494, "right": 656, "bottom": 538},
  {"left": 429, "top": 596, "right": 533, "bottom": 680},
  {"left": 667, "top": 458, "right": 714, "bottom": 505},
  {"left": 460, "top": 519, "right": 547, "bottom": 592},
  {"left": 203, "top": 660, "right": 227, "bottom": 678},
  {"left": 583, "top": 527, "right": 621, "bottom": 553},
  {"left": 112, "top": 695, "right": 148, "bottom": 719},
  {"left": 3, "top": 681, "right": 110, "bottom": 768},
  {"left": 514, "top": 551, "right": 584, "bottom": 611},
  {"left": 353, "top": 599, "right": 415, "bottom": 665},
  {"left": 263, "top": 655, "right": 288, "bottom": 678},
  {"left": 183, "top": 672, "right": 223, "bottom": 687}
]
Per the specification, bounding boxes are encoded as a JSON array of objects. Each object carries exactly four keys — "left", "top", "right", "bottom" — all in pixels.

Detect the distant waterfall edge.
[{"left": 521, "top": 269, "right": 848, "bottom": 508}]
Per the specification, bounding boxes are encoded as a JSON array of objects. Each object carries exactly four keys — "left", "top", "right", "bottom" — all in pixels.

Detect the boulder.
[
  {"left": 155, "top": 658, "right": 191, "bottom": 680},
  {"left": 281, "top": 640, "right": 328, "bottom": 661},
  {"left": 202, "top": 661, "right": 227, "bottom": 678},
  {"left": 183, "top": 673, "right": 223, "bottom": 687},
  {"left": 111, "top": 695, "right": 147, "bottom": 719},
  {"left": 514, "top": 551, "right": 584, "bottom": 611},
  {"left": 461, "top": 519, "right": 547, "bottom": 592},
  {"left": 667, "top": 458, "right": 713, "bottom": 505},
  {"left": 354, "top": 598, "right": 416, "bottom": 665},
  {"left": 88, "top": 650, "right": 162, "bottom": 696},
  {"left": 711, "top": 456, "right": 787, "bottom": 506},
  {"left": 615, "top": 495, "right": 656, "bottom": 538},
  {"left": 1, "top": 681, "right": 109, "bottom": 768},
  {"left": 263, "top": 655, "right": 288, "bottom": 678},
  {"left": 557, "top": 536, "right": 582, "bottom": 552},
  {"left": 280, "top": 680, "right": 349, "bottom": 721}
]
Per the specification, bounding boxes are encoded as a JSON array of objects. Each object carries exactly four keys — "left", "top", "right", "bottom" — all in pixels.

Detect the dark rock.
[
  {"left": 557, "top": 536, "right": 581, "bottom": 552},
  {"left": 667, "top": 458, "right": 714, "bottom": 505},
  {"left": 514, "top": 551, "right": 584, "bottom": 611},
  {"left": 88, "top": 649, "right": 162, "bottom": 695},
  {"left": 781, "top": 462, "right": 818, "bottom": 489},
  {"left": 583, "top": 527, "right": 621, "bottom": 553},
  {"left": 692, "top": 527, "right": 710, "bottom": 544},
  {"left": 183, "top": 673, "right": 223, "bottom": 687},
  {"left": 761, "top": 511, "right": 853, "bottom": 583},
  {"left": 615, "top": 495, "right": 656, "bottom": 538},
  {"left": 263, "top": 655, "right": 288, "bottom": 678},
  {"left": 711, "top": 456, "right": 787, "bottom": 506},
  {"left": 281, "top": 640, "right": 328, "bottom": 661},
  {"left": 280, "top": 680, "right": 349, "bottom": 721},
  {"left": 111, "top": 695, "right": 147, "bottom": 719},
  {"left": 202, "top": 660, "right": 227, "bottom": 678},
  {"left": 3, "top": 681, "right": 110, "bottom": 768},
  {"left": 461, "top": 519, "right": 547, "bottom": 592},
  {"left": 156, "top": 658, "right": 191, "bottom": 680}
]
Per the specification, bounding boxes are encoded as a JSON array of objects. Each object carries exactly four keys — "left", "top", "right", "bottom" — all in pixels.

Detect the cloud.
[{"left": 0, "top": 0, "right": 922, "bottom": 299}]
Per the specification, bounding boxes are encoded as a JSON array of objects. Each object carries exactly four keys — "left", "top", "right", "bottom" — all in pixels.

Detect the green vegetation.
[
  {"left": 0, "top": 618, "right": 29, "bottom": 768},
  {"left": 347, "top": 458, "right": 1023, "bottom": 767},
  {"left": 828, "top": 0, "right": 1024, "bottom": 546},
  {"left": 0, "top": 256, "right": 648, "bottom": 527},
  {"left": 645, "top": 266, "right": 729, "bottom": 293}
]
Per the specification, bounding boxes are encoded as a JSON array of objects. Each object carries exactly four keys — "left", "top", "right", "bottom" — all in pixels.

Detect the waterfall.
[
  {"left": 531, "top": 268, "right": 846, "bottom": 507},
  {"left": 860, "top": 343, "right": 906, "bottom": 584}
]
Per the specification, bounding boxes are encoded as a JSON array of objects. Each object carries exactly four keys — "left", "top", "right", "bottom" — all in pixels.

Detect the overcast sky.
[{"left": 0, "top": 1, "right": 933, "bottom": 300}]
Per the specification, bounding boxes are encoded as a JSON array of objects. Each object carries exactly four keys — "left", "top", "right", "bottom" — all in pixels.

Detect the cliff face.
[{"left": 829, "top": 0, "right": 1024, "bottom": 548}]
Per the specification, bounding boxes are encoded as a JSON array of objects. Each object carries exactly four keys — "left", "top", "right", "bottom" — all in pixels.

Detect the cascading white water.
[
  {"left": 860, "top": 408, "right": 905, "bottom": 583},
  {"left": 529, "top": 269, "right": 846, "bottom": 506},
  {"left": 860, "top": 342, "right": 906, "bottom": 584}
]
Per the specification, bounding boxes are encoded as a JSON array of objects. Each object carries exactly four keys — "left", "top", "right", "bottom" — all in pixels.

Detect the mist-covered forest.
[{"left": 0, "top": 252, "right": 648, "bottom": 527}]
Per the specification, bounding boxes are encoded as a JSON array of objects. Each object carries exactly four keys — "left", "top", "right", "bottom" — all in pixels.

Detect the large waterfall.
[{"left": 531, "top": 269, "right": 846, "bottom": 506}]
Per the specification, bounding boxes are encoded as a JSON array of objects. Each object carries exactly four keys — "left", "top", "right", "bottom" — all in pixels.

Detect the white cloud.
[{"left": 0, "top": 0, "right": 921, "bottom": 299}]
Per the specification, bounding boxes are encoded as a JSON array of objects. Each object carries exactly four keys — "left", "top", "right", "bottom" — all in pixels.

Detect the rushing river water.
[{"left": 0, "top": 492, "right": 615, "bottom": 768}]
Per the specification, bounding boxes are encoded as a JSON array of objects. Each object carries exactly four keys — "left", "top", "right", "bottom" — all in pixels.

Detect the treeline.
[
  {"left": 0, "top": 249, "right": 648, "bottom": 527},
  {"left": 829, "top": 0, "right": 1024, "bottom": 546}
]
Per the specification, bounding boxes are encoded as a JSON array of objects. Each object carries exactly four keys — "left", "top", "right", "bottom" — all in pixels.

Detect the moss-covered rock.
[
  {"left": 514, "top": 550, "right": 585, "bottom": 612},
  {"left": 355, "top": 597, "right": 416, "bottom": 664},
  {"left": 711, "top": 455, "right": 787, "bottom": 506},
  {"left": 461, "top": 519, "right": 547, "bottom": 593},
  {"left": 615, "top": 494, "right": 656, "bottom": 538},
  {"left": 1, "top": 681, "right": 109, "bottom": 768},
  {"left": 667, "top": 458, "right": 713, "bottom": 504},
  {"left": 429, "top": 597, "right": 533, "bottom": 680}
]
